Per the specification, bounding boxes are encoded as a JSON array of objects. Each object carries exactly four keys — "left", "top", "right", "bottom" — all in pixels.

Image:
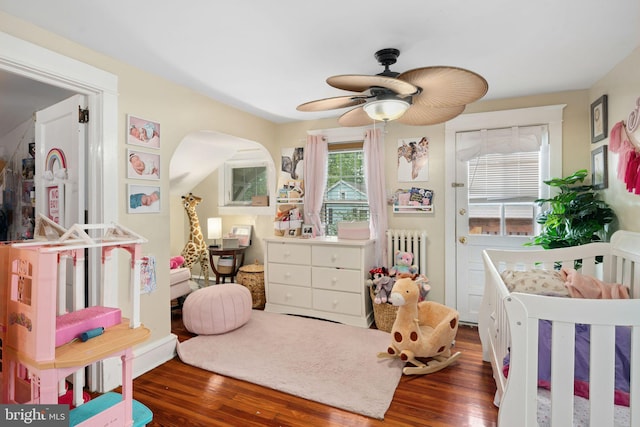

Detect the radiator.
[{"left": 386, "top": 229, "right": 427, "bottom": 274}]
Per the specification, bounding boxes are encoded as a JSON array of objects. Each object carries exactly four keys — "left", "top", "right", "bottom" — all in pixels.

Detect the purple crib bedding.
[{"left": 503, "top": 320, "right": 631, "bottom": 406}]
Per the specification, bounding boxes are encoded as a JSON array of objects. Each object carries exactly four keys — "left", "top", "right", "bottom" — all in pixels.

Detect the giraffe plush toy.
[{"left": 181, "top": 193, "right": 209, "bottom": 285}]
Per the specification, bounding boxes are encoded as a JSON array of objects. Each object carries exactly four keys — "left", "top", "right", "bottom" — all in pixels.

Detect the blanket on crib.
[{"left": 503, "top": 320, "right": 631, "bottom": 406}]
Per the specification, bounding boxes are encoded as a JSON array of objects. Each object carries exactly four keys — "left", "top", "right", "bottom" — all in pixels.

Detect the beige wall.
[
  {"left": 589, "top": 46, "right": 640, "bottom": 232},
  {"left": 2, "top": 10, "right": 639, "bottom": 347}
]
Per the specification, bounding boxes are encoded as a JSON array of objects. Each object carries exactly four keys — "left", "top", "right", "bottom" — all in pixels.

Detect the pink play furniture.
[{"left": 1, "top": 221, "right": 152, "bottom": 426}]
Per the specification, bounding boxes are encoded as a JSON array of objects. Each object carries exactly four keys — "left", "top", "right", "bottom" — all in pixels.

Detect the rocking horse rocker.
[{"left": 378, "top": 277, "right": 461, "bottom": 375}]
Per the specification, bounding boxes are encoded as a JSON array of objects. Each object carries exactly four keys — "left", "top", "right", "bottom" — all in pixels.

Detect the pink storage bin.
[{"left": 337, "top": 221, "right": 371, "bottom": 240}]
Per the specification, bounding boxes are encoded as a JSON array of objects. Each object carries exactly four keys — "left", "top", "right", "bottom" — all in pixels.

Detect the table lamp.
[{"left": 208, "top": 217, "right": 222, "bottom": 248}]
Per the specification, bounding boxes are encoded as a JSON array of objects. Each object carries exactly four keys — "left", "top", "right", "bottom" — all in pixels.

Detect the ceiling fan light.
[{"left": 363, "top": 99, "right": 410, "bottom": 122}]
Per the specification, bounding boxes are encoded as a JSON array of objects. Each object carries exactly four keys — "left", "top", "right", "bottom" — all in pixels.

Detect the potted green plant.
[{"left": 526, "top": 169, "right": 615, "bottom": 249}]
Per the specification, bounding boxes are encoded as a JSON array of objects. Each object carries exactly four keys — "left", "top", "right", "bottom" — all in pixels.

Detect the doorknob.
[
  {"left": 459, "top": 236, "right": 467, "bottom": 244},
  {"left": 459, "top": 208, "right": 466, "bottom": 215}
]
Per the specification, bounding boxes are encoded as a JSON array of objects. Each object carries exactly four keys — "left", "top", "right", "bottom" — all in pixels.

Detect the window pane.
[
  {"left": 322, "top": 149, "right": 369, "bottom": 236},
  {"left": 232, "top": 166, "right": 267, "bottom": 203}
]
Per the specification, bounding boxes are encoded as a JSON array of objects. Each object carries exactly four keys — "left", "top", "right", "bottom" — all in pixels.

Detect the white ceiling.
[{"left": 1, "top": 0, "right": 639, "bottom": 135}]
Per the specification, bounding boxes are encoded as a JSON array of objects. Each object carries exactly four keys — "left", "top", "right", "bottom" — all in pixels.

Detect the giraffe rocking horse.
[{"left": 181, "top": 193, "right": 210, "bottom": 285}]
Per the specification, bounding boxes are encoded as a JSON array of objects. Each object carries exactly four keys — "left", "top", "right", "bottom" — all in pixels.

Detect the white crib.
[{"left": 479, "top": 230, "right": 640, "bottom": 426}]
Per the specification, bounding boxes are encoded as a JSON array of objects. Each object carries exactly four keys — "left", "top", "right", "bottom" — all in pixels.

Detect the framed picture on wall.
[
  {"left": 127, "top": 115, "right": 160, "bottom": 149},
  {"left": 128, "top": 184, "right": 161, "bottom": 213},
  {"left": 591, "top": 145, "right": 608, "bottom": 190},
  {"left": 591, "top": 95, "right": 608, "bottom": 143},
  {"left": 127, "top": 149, "right": 160, "bottom": 180}
]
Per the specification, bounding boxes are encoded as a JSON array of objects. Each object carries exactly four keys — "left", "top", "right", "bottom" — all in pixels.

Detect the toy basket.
[
  {"left": 236, "top": 261, "right": 266, "bottom": 309},
  {"left": 369, "top": 287, "right": 398, "bottom": 332}
]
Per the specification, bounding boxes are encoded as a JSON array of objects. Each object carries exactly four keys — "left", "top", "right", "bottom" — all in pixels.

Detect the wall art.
[
  {"left": 591, "top": 95, "right": 608, "bottom": 143},
  {"left": 397, "top": 137, "right": 429, "bottom": 182},
  {"left": 127, "top": 114, "right": 160, "bottom": 149},
  {"left": 128, "top": 184, "right": 160, "bottom": 213}
]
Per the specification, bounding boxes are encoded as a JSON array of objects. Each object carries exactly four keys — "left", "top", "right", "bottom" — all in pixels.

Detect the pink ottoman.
[{"left": 182, "top": 283, "right": 252, "bottom": 335}]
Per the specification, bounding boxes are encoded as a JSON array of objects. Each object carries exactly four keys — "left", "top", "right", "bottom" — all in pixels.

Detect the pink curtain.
[
  {"left": 364, "top": 128, "right": 388, "bottom": 267},
  {"left": 303, "top": 135, "right": 328, "bottom": 236}
]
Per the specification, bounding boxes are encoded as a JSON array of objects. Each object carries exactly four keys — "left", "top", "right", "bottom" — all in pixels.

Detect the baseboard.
[
  {"left": 133, "top": 333, "right": 178, "bottom": 378},
  {"left": 98, "top": 333, "right": 178, "bottom": 392}
]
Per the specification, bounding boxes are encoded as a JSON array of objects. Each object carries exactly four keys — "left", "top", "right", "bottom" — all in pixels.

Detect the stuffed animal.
[
  {"left": 367, "top": 267, "right": 396, "bottom": 304},
  {"left": 414, "top": 274, "right": 431, "bottom": 302},
  {"left": 170, "top": 255, "right": 185, "bottom": 269},
  {"left": 377, "top": 277, "right": 461, "bottom": 375},
  {"left": 389, "top": 251, "right": 418, "bottom": 277}
]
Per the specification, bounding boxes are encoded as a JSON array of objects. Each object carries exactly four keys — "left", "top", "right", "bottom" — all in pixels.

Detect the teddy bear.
[
  {"left": 389, "top": 250, "right": 419, "bottom": 277},
  {"left": 366, "top": 267, "right": 396, "bottom": 304}
]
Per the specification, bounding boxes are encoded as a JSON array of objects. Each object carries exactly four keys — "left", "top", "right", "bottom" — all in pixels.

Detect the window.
[
  {"left": 463, "top": 125, "right": 547, "bottom": 236},
  {"left": 230, "top": 166, "right": 267, "bottom": 204},
  {"left": 322, "top": 143, "right": 369, "bottom": 236},
  {"left": 217, "top": 144, "right": 276, "bottom": 216}
]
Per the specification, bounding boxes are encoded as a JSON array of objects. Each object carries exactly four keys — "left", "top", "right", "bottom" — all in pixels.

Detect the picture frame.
[
  {"left": 397, "top": 137, "right": 429, "bottom": 182},
  {"left": 301, "top": 224, "right": 314, "bottom": 238},
  {"left": 591, "top": 95, "right": 608, "bottom": 143},
  {"left": 127, "top": 114, "right": 160, "bottom": 149},
  {"left": 128, "top": 184, "right": 160, "bottom": 213},
  {"left": 230, "top": 224, "right": 252, "bottom": 247},
  {"left": 127, "top": 149, "right": 160, "bottom": 180},
  {"left": 591, "top": 145, "right": 608, "bottom": 190},
  {"left": 44, "top": 183, "right": 64, "bottom": 224}
]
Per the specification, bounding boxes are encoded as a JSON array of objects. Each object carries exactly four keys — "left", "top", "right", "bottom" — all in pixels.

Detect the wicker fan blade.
[
  {"left": 297, "top": 95, "right": 367, "bottom": 112},
  {"left": 327, "top": 75, "right": 418, "bottom": 96},
  {"left": 337, "top": 106, "right": 375, "bottom": 127},
  {"left": 398, "top": 66, "right": 488, "bottom": 107},
  {"left": 397, "top": 104, "right": 466, "bottom": 126}
]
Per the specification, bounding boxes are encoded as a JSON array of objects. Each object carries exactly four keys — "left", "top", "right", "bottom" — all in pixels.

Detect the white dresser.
[{"left": 264, "top": 236, "right": 375, "bottom": 328}]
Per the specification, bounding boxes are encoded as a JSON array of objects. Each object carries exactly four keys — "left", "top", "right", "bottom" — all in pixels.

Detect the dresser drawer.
[
  {"left": 268, "top": 263, "right": 311, "bottom": 287},
  {"left": 268, "top": 283, "right": 312, "bottom": 308},
  {"left": 312, "top": 267, "right": 363, "bottom": 293},
  {"left": 268, "top": 242, "right": 311, "bottom": 265},
  {"left": 312, "top": 289, "right": 362, "bottom": 316},
  {"left": 312, "top": 246, "right": 360, "bottom": 269}
]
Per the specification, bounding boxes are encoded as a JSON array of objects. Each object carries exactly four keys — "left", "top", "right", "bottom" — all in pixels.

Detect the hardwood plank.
[{"left": 128, "top": 311, "right": 498, "bottom": 426}]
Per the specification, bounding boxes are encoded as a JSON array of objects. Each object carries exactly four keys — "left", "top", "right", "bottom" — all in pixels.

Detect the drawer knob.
[
  {"left": 331, "top": 254, "right": 338, "bottom": 262},
  {"left": 285, "top": 293, "right": 292, "bottom": 300},
  {"left": 284, "top": 272, "right": 291, "bottom": 278},
  {"left": 332, "top": 300, "right": 338, "bottom": 307},
  {"left": 284, "top": 251, "right": 291, "bottom": 257},
  {"left": 332, "top": 277, "right": 337, "bottom": 283}
]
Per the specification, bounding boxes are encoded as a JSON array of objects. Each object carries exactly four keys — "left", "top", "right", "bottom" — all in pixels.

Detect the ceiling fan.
[{"left": 297, "top": 48, "right": 488, "bottom": 127}]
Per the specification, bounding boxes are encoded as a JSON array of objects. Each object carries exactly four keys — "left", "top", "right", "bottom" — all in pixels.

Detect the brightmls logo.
[{"left": 1, "top": 405, "right": 68, "bottom": 426}]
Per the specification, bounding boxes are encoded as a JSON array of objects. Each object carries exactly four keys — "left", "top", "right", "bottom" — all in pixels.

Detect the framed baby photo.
[
  {"left": 127, "top": 149, "right": 160, "bottom": 180},
  {"left": 128, "top": 184, "right": 161, "bottom": 213},
  {"left": 127, "top": 114, "right": 160, "bottom": 149},
  {"left": 590, "top": 95, "right": 608, "bottom": 143}
]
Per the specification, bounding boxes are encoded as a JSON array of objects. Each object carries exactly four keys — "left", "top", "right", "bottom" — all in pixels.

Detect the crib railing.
[{"left": 386, "top": 229, "right": 427, "bottom": 274}]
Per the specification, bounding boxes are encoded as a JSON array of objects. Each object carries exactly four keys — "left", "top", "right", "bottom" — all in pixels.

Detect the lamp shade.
[
  {"left": 363, "top": 98, "right": 410, "bottom": 122},
  {"left": 207, "top": 217, "right": 222, "bottom": 240}
]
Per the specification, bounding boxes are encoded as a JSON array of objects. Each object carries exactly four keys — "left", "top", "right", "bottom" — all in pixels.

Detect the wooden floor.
[{"left": 130, "top": 310, "right": 498, "bottom": 426}]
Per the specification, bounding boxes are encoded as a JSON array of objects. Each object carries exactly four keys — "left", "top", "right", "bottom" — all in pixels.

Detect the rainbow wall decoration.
[{"left": 45, "top": 148, "right": 67, "bottom": 174}]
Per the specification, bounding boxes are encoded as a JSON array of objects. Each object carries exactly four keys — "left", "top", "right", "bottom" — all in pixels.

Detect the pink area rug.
[{"left": 177, "top": 310, "right": 404, "bottom": 419}]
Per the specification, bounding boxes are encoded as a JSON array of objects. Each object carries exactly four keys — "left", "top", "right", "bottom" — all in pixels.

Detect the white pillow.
[{"left": 500, "top": 269, "right": 569, "bottom": 297}]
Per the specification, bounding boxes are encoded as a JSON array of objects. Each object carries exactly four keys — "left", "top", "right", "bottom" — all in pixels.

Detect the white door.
[
  {"left": 454, "top": 126, "right": 548, "bottom": 323},
  {"left": 35, "top": 94, "right": 86, "bottom": 229}
]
